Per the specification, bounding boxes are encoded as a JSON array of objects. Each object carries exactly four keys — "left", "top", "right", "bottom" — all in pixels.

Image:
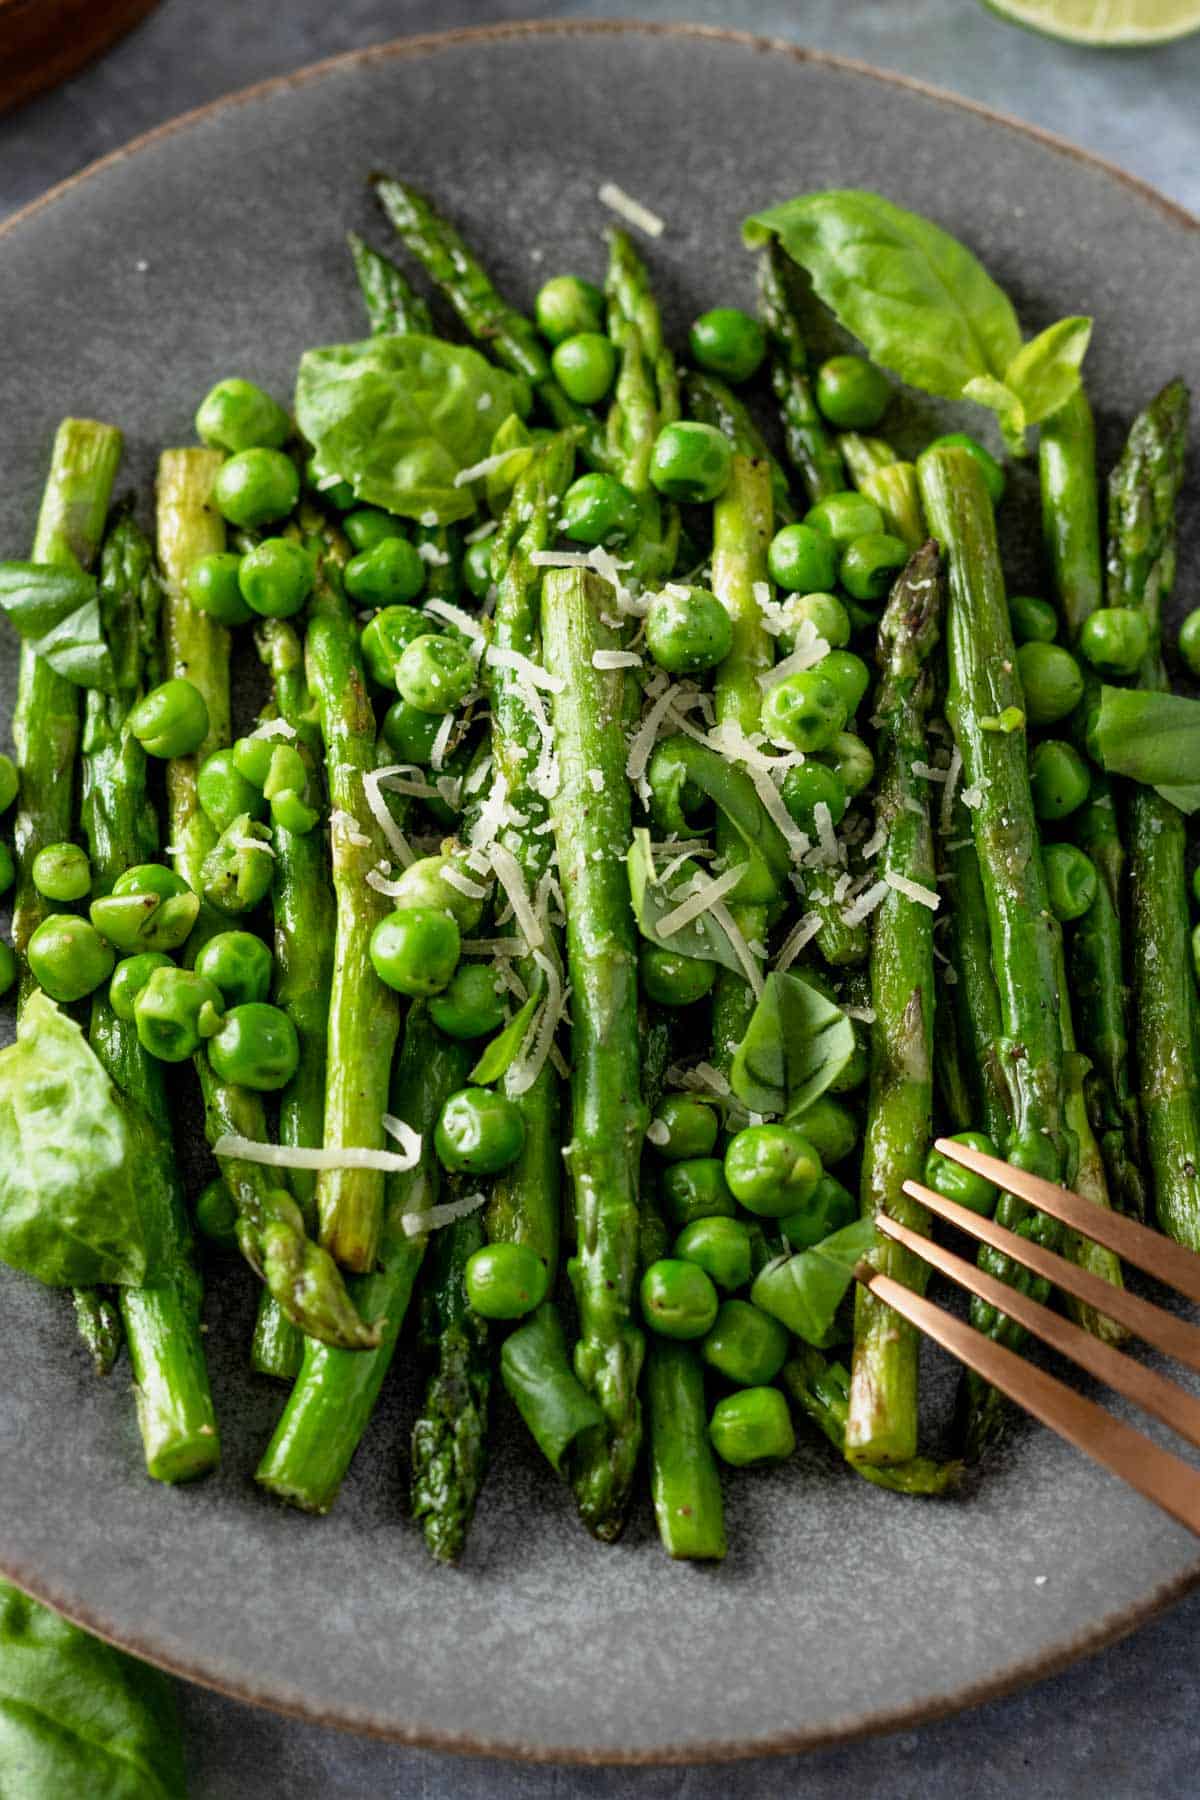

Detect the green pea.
[
  {"left": 1008, "top": 1126, "right": 1062, "bottom": 1186},
  {"left": 261, "top": 744, "right": 307, "bottom": 803},
  {"left": 777, "top": 1173, "right": 857, "bottom": 1250},
  {"left": 804, "top": 492, "right": 884, "bottom": 548},
  {"left": 270, "top": 788, "right": 319, "bottom": 835},
  {"left": 385, "top": 854, "right": 484, "bottom": 932},
  {"left": 0, "top": 939, "right": 16, "bottom": 998},
  {"left": 778, "top": 590, "right": 851, "bottom": 652},
  {"left": 640, "top": 1258, "right": 720, "bottom": 1340},
  {"left": 792, "top": 1095, "right": 858, "bottom": 1165},
  {"left": 559, "top": 472, "right": 640, "bottom": 547},
  {"left": 0, "top": 843, "right": 16, "bottom": 896},
  {"left": 195, "top": 1177, "right": 239, "bottom": 1250},
  {"left": 767, "top": 523, "right": 838, "bottom": 594},
  {"left": 1016, "top": 641, "right": 1084, "bottom": 727},
  {"left": 661, "top": 1157, "right": 736, "bottom": 1228},
  {"left": 0, "top": 753, "right": 18, "bottom": 815},
  {"left": 212, "top": 448, "right": 299, "bottom": 530},
  {"left": 924, "top": 1131, "right": 999, "bottom": 1216},
  {"left": 195, "top": 930, "right": 273, "bottom": 1008},
  {"left": 701, "top": 1298, "right": 790, "bottom": 1386},
  {"left": 535, "top": 274, "right": 604, "bottom": 345},
  {"left": 345, "top": 538, "right": 425, "bottom": 609},
  {"left": 237, "top": 537, "right": 313, "bottom": 620},
  {"left": 198, "top": 748, "right": 267, "bottom": 830},
  {"left": 465, "top": 1242, "right": 548, "bottom": 1320},
  {"left": 1079, "top": 607, "right": 1151, "bottom": 678},
  {"left": 673, "top": 1216, "right": 752, "bottom": 1292},
  {"left": 187, "top": 552, "right": 252, "bottom": 625},
  {"left": 207, "top": 1002, "right": 299, "bottom": 1091},
  {"left": 1008, "top": 593, "right": 1058, "bottom": 645},
  {"left": 109, "top": 951, "right": 174, "bottom": 1023},
  {"left": 26, "top": 914, "right": 113, "bottom": 1003},
  {"left": 815, "top": 354, "right": 890, "bottom": 430},
  {"left": 709, "top": 1386, "right": 795, "bottom": 1467},
  {"left": 839, "top": 532, "right": 909, "bottom": 604},
  {"left": 819, "top": 731, "right": 875, "bottom": 798},
  {"left": 816, "top": 649, "right": 871, "bottom": 718},
  {"left": 195, "top": 378, "right": 289, "bottom": 453},
  {"left": 639, "top": 944, "right": 716, "bottom": 1007},
  {"left": 343, "top": 508, "right": 407, "bottom": 553},
  {"left": 927, "top": 432, "right": 1005, "bottom": 506},
  {"left": 651, "top": 1095, "right": 719, "bottom": 1162},
  {"left": 355, "top": 608, "right": 424, "bottom": 691},
  {"left": 436, "top": 1086, "right": 525, "bottom": 1176},
  {"left": 231, "top": 735, "right": 276, "bottom": 789},
  {"left": 462, "top": 537, "right": 496, "bottom": 598},
  {"left": 689, "top": 307, "right": 766, "bottom": 384},
  {"left": 551, "top": 332, "right": 617, "bottom": 405},
  {"left": 649, "top": 422, "right": 732, "bottom": 505},
  {"left": 31, "top": 841, "right": 90, "bottom": 903},
  {"left": 1043, "top": 842, "right": 1097, "bottom": 922},
  {"left": 370, "top": 905, "right": 460, "bottom": 997},
  {"left": 305, "top": 457, "right": 355, "bottom": 511},
  {"left": 201, "top": 816, "right": 275, "bottom": 917},
  {"left": 724, "top": 1124, "right": 823, "bottom": 1218},
  {"left": 133, "top": 965, "right": 224, "bottom": 1062},
  {"left": 760, "top": 669, "right": 847, "bottom": 753},
  {"left": 129, "top": 679, "right": 210, "bottom": 759},
  {"left": 1030, "top": 740, "right": 1091, "bottom": 822},
  {"left": 90, "top": 864, "right": 200, "bottom": 953},
  {"left": 645, "top": 585, "right": 733, "bottom": 676},
  {"left": 781, "top": 761, "right": 847, "bottom": 833},
  {"left": 382, "top": 698, "right": 441, "bottom": 765},
  {"left": 429, "top": 963, "right": 506, "bottom": 1040},
  {"left": 1180, "top": 609, "right": 1200, "bottom": 678},
  {"left": 395, "top": 633, "right": 475, "bottom": 714}
]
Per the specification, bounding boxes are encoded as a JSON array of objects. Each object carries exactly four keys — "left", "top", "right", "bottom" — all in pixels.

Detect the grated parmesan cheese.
[
  {"left": 840, "top": 879, "right": 890, "bottom": 927},
  {"left": 454, "top": 450, "right": 522, "bottom": 488},
  {"left": 363, "top": 766, "right": 418, "bottom": 868},
  {"left": 400, "top": 1189, "right": 486, "bottom": 1239},
  {"left": 592, "top": 648, "right": 643, "bottom": 671},
  {"left": 248, "top": 717, "right": 296, "bottom": 741},
  {"left": 774, "top": 911, "right": 822, "bottom": 972},
  {"left": 213, "top": 1132, "right": 418, "bottom": 1174},
  {"left": 939, "top": 745, "right": 963, "bottom": 836},
  {"left": 330, "top": 807, "right": 371, "bottom": 849},
  {"left": 655, "top": 864, "right": 746, "bottom": 938},
  {"left": 885, "top": 870, "right": 940, "bottom": 910},
  {"left": 464, "top": 517, "right": 499, "bottom": 544},
  {"left": 813, "top": 801, "right": 840, "bottom": 865},
  {"left": 708, "top": 896, "right": 765, "bottom": 997},
  {"left": 486, "top": 645, "right": 564, "bottom": 693},
  {"left": 862, "top": 822, "right": 887, "bottom": 861},
  {"left": 747, "top": 763, "right": 811, "bottom": 866},
  {"left": 645, "top": 1118, "right": 671, "bottom": 1147},
  {"left": 598, "top": 181, "right": 664, "bottom": 237},
  {"left": 417, "top": 542, "right": 450, "bottom": 566},
  {"left": 488, "top": 842, "right": 545, "bottom": 951},
  {"left": 757, "top": 622, "right": 831, "bottom": 690},
  {"left": 424, "top": 598, "right": 484, "bottom": 639},
  {"left": 443, "top": 867, "right": 490, "bottom": 902}
]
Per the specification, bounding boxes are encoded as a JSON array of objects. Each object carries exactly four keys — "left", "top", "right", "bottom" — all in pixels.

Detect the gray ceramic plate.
[{"left": 1, "top": 20, "right": 1199, "bottom": 1765}]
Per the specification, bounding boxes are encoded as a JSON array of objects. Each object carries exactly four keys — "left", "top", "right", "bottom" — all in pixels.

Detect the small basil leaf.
[
  {"left": 1096, "top": 684, "right": 1200, "bottom": 813},
  {"left": 730, "top": 971, "right": 856, "bottom": 1118},
  {"left": 648, "top": 735, "right": 791, "bottom": 900},
  {"left": 0, "top": 561, "right": 115, "bottom": 692},
  {"left": 500, "top": 1301, "right": 604, "bottom": 1472},
  {"left": 961, "top": 376, "right": 1027, "bottom": 458},
  {"left": 627, "top": 829, "right": 746, "bottom": 975},
  {"left": 750, "top": 1216, "right": 877, "bottom": 1347},
  {"left": 469, "top": 979, "right": 544, "bottom": 1085},
  {"left": 1002, "top": 316, "right": 1092, "bottom": 428}
]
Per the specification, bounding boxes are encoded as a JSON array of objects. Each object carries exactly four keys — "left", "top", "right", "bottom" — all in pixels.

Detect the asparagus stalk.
[
  {"left": 758, "top": 240, "right": 844, "bottom": 504},
  {"left": 603, "top": 227, "right": 679, "bottom": 584},
  {"left": 846, "top": 542, "right": 942, "bottom": 1470},
  {"left": 543, "top": 566, "right": 646, "bottom": 1540},
  {"left": 157, "top": 449, "right": 375, "bottom": 1348},
  {"left": 710, "top": 454, "right": 775, "bottom": 1069},
  {"left": 943, "top": 808, "right": 1010, "bottom": 1147},
  {"left": 645, "top": 1340, "right": 726, "bottom": 1561},
  {"left": 918, "top": 444, "right": 1070, "bottom": 1456},
  {"left": 371, "top": 177, "right": 609, "bottom": 469},
  {"left": 837, "top": 433, "right": 924, "bottom": 551},
  {"left": 249, "top": 618, "right": 335, "bottom": 1379},
  {"left": 304, "top": 543, "right": 402, "bottom": 1273},
  {"left": 347, "top": 231, "right": 433, "bottom": 336},
  {"left": 1110, "top": 380, "right": 1200, "bottom": 1249},
  {"left": 410, "top": 1200, "right": 491, "bottom": 1562},
  {"left": 257, "top": 1006, "right": 470, "bottom": 1511},
  {"left": 683, "top": 370, "right": 794, "bottom": 523},
  {"left": 81, "top": 509, "right": 220, "bottom": 1480},
  {"left": 783, "top": 1350, "right": 959, "bottom": 1494}
]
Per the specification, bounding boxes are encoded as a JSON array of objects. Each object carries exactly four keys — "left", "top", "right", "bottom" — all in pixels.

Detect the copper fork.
[{"left": 853, "top": 1136, "right": 1200, "bottom": 1534}]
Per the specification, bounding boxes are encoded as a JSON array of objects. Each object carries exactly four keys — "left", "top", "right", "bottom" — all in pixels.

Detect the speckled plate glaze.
[{"left": 1, "top": 20, "right": 1198, "bottom": 1765}]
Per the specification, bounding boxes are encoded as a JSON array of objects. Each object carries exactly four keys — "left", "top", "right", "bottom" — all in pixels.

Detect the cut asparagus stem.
[
  {"left": 603, "top": 226, "right": 679, "bottom": 584},
  {"left": 783, "top": 1350, "right": 959, "bottom": 1494},
  {"left": 646, "top": 1340, "right": 727, "bottom": 1561},
  {"left": 347, "top": 231, "right": 433, "bottom": 336},
  {"left": 758, "top": 240, "right": 844, "bottom": 504},
  {"left": 683, "top": 369, "right": 794, "bottom": 523}
]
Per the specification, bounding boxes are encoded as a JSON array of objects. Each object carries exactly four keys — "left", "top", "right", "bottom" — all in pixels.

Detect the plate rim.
[{"left": 1, "top": 16, "right": 1198, "bottom": 1765}]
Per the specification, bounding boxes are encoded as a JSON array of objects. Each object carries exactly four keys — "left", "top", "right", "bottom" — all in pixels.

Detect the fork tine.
[
  {"left": 902, "top": 1179, "right": 1200, "bottom": 1374},
  {"left": 855, "top": 1265, "right": 1200, "bottom": 1536},
  {"left": 931, "top": 1137, "right": 1200, "bottom": 1304},
  {"left": 876, "top": 1212, "right": 1200, "bottom": 1452}
]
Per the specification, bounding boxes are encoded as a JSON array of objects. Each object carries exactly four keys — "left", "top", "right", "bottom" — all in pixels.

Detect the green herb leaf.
[
  {"left": 1096, "top": 685, "right": 1200, "bottom": 813},
  {"left": 500, "top": 1302, "right": 604, "bottom": 1472},
  {"left": 0, "top": 993, "right": 165, "bottom": 1287},
  {"left": 627, "top": 829, "right": 746, "bottom": 974},
  {"left": 0, "top": 1581, "right": 185, "bottom": 1799},
  {"left": 0, "top": 562, "right": 115, "bottom": 691},
  {"left": 295, "top": 334, "right": 532, "bottom": 524},
  {"left": 469, "top": 980, "right": 543, "bottom": 1085},
  {"left": 648, "top": 735, "right": 791, "bottom": 902},
  {"left": 1003, "top": 317, "right": 1093, "bottom": 427},
  {"left": 750, "top": 1216, "right": 877, "bottom": 1347},
  {"left": 730, "top": 972, "right": 856, "bottom": 1118},
  {"left": 960, "top": 376, "right": 1026, "bottom": 457}
]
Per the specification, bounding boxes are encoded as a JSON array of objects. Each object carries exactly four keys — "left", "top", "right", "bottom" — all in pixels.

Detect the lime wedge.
[{"left": 984, "top": 0, "right": 1200, "bottom": 42}]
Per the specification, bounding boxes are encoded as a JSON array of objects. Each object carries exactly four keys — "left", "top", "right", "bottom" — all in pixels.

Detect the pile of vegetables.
[{"left": 0, "top": 176, "right": 1196, "bottom": 1585}]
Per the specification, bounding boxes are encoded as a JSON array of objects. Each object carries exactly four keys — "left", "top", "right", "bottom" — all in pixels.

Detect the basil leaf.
[
  {"left": 961, "top": 376, "right": 1026, "bottom": 457},
  {"left": 730, "top": 972, "right": 856, "bottom": 1118},
  {"left": 627, "top": 829, "right": 746, "bottom": 975},
  {"left": 0, "top": 1582, "right": 185, "bottom": 1799},
  {"left": 750, "top": 1217, "right": 877, "bottom": 1347},
  {"left": 469, "top": 980, "right": 543, "bottom": 1085},
  {"left": 500, "top": 1302, "right": 604, "bottom": 1472},
  {"left": 1002, "top": 317, "right": 1092, "bottom": 427},
  {"left": 0, "top": 562, "right": 115, "bottom": 692},
  {"left": 1096, "top": 685, "right": 1200, "bottom": 813},
  {"left": 0, "top": 993, "right": 164, "bottom": 1287},
  {"left": 647, "top": 735, "right": 791, "bottom": 902},
  {"left": 295, "top": 334, "right": 532, "bottom": 524},
  {"left": 744, "top": 190, "right": 1022, "bottom": 401}
]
